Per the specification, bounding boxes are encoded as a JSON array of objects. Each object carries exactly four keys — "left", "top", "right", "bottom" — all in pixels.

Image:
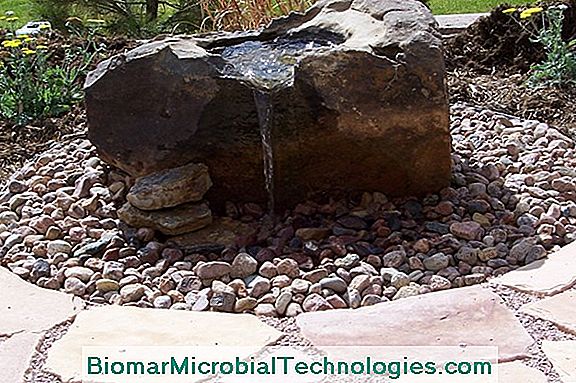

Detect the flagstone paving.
[
  {"left": 435, "top": 13, "right": 488, "bottom": 35},
  {"left": 494, "top": 241, "right": 576, "bottom": 296},
  {"left": 499, "top": 361, "right": 548, "bottom": 383},
  {"left": 5, "top": 233, "right": 576, "bottom": 382},
  {"left": 44, "top": 305, "right": 284, "bottom": 382},
  {"left": 0, "top": 267, "right": 83, "bottom": 336},
  {"left": 0, "top": 332, "right": 44, "bottom": 383},
  {"left": 296, "top": 286, "right": 534, "bottom": 362},
  {"left": 542, "top": 341, "right": 576, "bottom": 383},
  {"left": 521, "top": 290, "right": 576, "bottom": 335},
  {"left": 0, "top": 267, "right": 83, "bottom": 383}
]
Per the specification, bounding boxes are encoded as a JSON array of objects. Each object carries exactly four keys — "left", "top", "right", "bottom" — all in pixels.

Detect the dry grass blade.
[{"left": 199, "top": 0, "right": 314, "bottom": 31}]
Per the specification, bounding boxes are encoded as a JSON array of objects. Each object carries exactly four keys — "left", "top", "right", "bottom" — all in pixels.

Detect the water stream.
[
  {"left": 218, "top": 36, "right": 341, "bottom": 213},
  {"left": 253, "top": 90, "right": 275, "bottom": 215}
]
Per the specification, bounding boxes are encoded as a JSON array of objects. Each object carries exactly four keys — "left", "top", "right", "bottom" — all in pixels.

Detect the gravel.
[
  {"left": 12, "top": 103, "right": 576, "bottom": 382},
  {"left": 492, "top": 285, "right": 576, "bottom": 383},
  {"left": 2, "top": 103, "right": 576, "bottom": 318}
]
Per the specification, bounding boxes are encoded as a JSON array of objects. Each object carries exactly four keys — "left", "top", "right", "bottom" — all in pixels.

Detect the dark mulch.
[
  {"left": 444, "top": 2, "right": 576, "bottom": 135},
  {"left": 447, "top": 69, "right": 576, "bottom": 134},
  {"left": 0, "top": 106, "right": 86, "bottom": 181},
  {"left": 445, "top": 2, "right": 576, "bottom": 74}
]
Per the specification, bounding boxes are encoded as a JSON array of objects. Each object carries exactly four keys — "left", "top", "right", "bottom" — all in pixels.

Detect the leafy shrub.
[
  {"left": 0, "top": 14, "right": 105, "bottom": 125},
  {"left": 31, "top": 0, "right": 204, "bottom": 37},
  {"left": 503, "top": 5, "right": 576, "bottom": 88},
  {"left": 527, "top": 6, "right": 576, "bottom": 87}
]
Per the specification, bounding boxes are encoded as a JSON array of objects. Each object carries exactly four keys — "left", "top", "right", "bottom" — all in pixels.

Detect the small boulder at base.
[
  {"left": 127, "top": 163, "right": 212, "bottom": 210},
  {"left": 117, "top": 201, "right": 212, "bottom": 236}
]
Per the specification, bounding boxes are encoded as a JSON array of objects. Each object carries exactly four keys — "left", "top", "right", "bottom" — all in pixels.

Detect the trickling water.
[
  {"left": 253, "top": 90, "right": 275, "bottom": 215},
  {"left": 218, "top": 35, "right": 342, "bottom": 213}
]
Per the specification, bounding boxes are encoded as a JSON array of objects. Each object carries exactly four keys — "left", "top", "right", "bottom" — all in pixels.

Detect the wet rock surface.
[
  {"left": 85, "top": 0, "right": 450, "bottom": 209},
  {"left": 1, "top": 104, "right": 575, "bottom": 316}
]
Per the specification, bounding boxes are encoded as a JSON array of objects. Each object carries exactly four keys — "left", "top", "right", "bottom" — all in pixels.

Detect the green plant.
[
  {"left": 0, "top": 13, "right": 105, "bottom": 125},
  {"left": 528, "top": 6, "right": 576, "bottom": 87},
  {"left": 503, "top": 5, "right": 576, "bottom": 88},
  {"left": 31, "top": 0, "right": 204, "bottom": 37}
]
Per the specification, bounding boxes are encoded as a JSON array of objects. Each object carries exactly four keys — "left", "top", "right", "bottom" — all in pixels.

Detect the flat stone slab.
[
  {"left": 499, "top": 361, "right": 547, "bottom": 383},
  {"left": 521, "top": 290, "right": 576, "bottom": 335},
  {"left": 296, "top": 286, "right": 533, "bottom": 362},
  {"left": 127, "top": 162, "right": 212, "bottom": 210},
  {"left": 542, "top": 341, "right": 576, "bottom": 383},
  {"left": 0, "top": 333, "right": 42, "bottom": 383},
  {"left": 117, "top": 200, "right": 213, "bottom": 235},
  {"left": 493, "top": 241, "right": 576, "bottom": 296},
  {"left": 435, "top": 13, "right": 487, "bottom": 34},
  {"left": 45, "top": 305, "right": 283, "bottom": 382},
  {"left": 0, "top": 266, "right": 82, "bottom": 336}
]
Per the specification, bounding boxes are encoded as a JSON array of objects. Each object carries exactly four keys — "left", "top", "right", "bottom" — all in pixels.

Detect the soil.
[
  {"left": 445, "top": 2, "right": 576, "bottom": 74},
  {"left": 444, "top": 3, "right": 576, "bottom": 137}
]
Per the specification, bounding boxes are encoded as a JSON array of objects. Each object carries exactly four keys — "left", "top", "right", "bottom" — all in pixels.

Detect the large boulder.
[{"left": 85, "top": 0, "right": 450, "bottom": 210}]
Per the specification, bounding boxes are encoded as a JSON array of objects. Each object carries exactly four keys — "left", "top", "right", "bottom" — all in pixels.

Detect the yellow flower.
[
  {"left": 520, "top": 7, "right": 544, "bottom": 18},
  {"left": 36, "top": 44, "right": 48, "bottom": 50},
  {"left": 24, "top": 37, "right": 35, "bottom": 43},
  {"left": 0, "top": 16, "right": 6, "bottom": 20},
  {"left": 5, "top": 16, "right": 19, "bottom": 22},
  {"left": 2, "top": 39, "right": 22, "bottom": 48},
  {"left": 502, "top": 8, "right": 517, "bottom": 14},
  {"left": 39, "top": 23, "right": 51, "bottom": 29},
  {"left": 520, "top": 7, "right": 544, "bottom": 19},
  {"left": 22, "top": 48, "right": 35, "bottom": 55}
]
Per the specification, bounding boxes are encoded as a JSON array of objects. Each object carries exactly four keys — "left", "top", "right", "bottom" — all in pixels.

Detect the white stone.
[
  {"left": 45, "top": 306, "right": 283, "bottom": 382},
  {"left": 542, "top": 341, "right": 576, "bottom": 383},
  {"left": 521, "top": 290, "right": 576, "bottom": 335},
  {"left": 493, "top": 241, "right": 576, "bottom": 296},
  {"left": 0, "top": 267, "right": 82, "bottom": 336}
]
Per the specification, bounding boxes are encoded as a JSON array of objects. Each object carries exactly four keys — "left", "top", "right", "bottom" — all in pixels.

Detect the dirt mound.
[
  {"left": 444, "top": 2, "right": 576, "bottom": 135},
  {"left": 445, "top": 2, "right": 576, "bottom": 74}
]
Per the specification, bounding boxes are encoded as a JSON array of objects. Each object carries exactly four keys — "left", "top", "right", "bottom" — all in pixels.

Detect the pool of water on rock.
[{"left": 219, "top": 36, "right": 339, "bottom": 90}]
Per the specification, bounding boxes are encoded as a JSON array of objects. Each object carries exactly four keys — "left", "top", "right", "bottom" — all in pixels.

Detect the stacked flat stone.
[
  {"left": 118, "top": 163, "right": 213, "bottom": 235},
  {"left": 2, "top": 105, "right": 576, "bottom": 316}
]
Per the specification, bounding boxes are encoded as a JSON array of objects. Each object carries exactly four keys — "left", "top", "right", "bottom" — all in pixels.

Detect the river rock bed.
[{"left": 1, "top": 103, "right": 575, "bottom": 317}]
